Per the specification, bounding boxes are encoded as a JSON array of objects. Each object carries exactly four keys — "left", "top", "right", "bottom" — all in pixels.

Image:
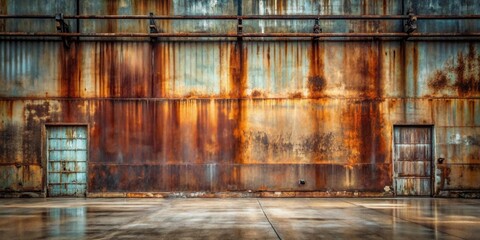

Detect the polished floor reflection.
[{"left": 0, "top": 198, "right": 479, "bottom": 239}]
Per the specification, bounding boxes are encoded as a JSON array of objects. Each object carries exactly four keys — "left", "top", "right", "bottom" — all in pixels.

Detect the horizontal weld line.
[
  {"left": 0, "top": 38, "right": 479, "bottom": 42},
  {"left": 0, "top": 97, "right": 479, "bottom": 101},
  {"left": 0, "top": 163, "right": 41, "bottom": 166},
  {"left": 87, "top": 163, "right": 392, "bottom": 166},
  {"left": 2, "top": 14, "right": 480, "bottom": 20}
]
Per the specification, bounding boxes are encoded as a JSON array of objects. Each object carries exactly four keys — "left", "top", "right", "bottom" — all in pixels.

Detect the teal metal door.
[{"left": 47, "top": 126, "right": 87, "bottom": 197}]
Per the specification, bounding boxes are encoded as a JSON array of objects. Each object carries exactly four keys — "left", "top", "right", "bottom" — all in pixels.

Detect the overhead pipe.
[
  {"left": 1, "top": 32, "right": 479, "bottom": 38},
  {"left": 1, "top": 14, "right": 480, "bottom": 20}
]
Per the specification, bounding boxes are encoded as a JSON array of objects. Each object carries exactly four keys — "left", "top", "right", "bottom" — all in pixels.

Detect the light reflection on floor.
[{"left": 0, "top": 198, "right": 479, "bottom": 239}]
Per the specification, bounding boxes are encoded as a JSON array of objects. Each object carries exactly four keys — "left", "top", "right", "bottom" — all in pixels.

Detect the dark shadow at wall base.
[
  {"left": 436, "top": 191, "right": 480, "bottom": 198},
  {"left": 0, "top": 192, "right": 45, "bottom": 198},
  {"left": 87, "top": 191, "right": 393, "bottom": 198},
  {"left": 3, "top": 191, "right": 480, "bottom": 198}
]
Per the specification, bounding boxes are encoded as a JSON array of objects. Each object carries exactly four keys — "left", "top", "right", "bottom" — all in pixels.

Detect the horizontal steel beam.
[
  {"left": 1, "top": 32, "right": 479, "bottom": 38},
  {"left": 1, "top": 14, "right": 480, "bottom": 20}
]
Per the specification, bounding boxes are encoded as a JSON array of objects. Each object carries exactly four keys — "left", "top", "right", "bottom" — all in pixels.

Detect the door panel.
[
  {"left": 394, "top": 126, "right": 432, "bottom": 196},
  {"left": 394, "top": 161, "right": 431, "bottom": 177},
  {"left": 395, "top": 178, "right": 431, "bottom": 196},
  {"left": 47, "top": 126, "right": 87, "bottom": 197}
]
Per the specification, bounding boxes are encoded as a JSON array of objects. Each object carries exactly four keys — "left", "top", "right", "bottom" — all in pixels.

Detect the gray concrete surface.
[{"left": 0, "top": 198, "right": 479, "bottom": 239}]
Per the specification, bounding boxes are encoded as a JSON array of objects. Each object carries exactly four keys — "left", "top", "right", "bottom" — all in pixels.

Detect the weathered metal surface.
[
  {"left": 0, "top": 0, "right": 479, "bottom": 198},
  {"left": 1, "top": 0, "right": 77, "bottom": 33},
  {"left": 46, "top": 126, "right": 87, "bottom": 197},
  {"left": 394, "top": 126, "right": 432, "bottom": 196},
  {"left": 408, "top": 42, "right": 480, "bottom": 98},
  {"left": 3, "top": 14, "right": 480, "bottom": 20}
]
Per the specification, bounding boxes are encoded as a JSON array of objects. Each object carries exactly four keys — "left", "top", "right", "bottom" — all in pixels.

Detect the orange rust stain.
[
  {"left": 229, "top": 42, "right": 247, "bottom": 98},
  {"left": 131, "top": 0, "right": 172, "bottom": 32},
  {"left": 170, "top": 42, "right": 176, "bottom": 96},
  {"left": 87, "top": 100, "right": 246, "bottom": 191},
  {"left": 153, "top": 42, "right": 168, "bottom": 98},
  {"left": 308, "top": 41, "right": 326, "bottom": 98},
  {"left": 428, "top": 70, "right": 450, "bottom": 92},
  {"left": 308, "top": 99, "right": 331, "bottom": 163},
  {"left": 453, "top": 44, "right": 480, "bottom": 95},
  {"left": 96, "top": 42, "right": 152, "bottom": 98},
  {"left": 267, "top": 0, "right": 287, "bottom": 13},
  {"left": 374, "top": 41, "right": 384, "bottom": 98},
  {"left": 340, "top": 42, "right": 385, "bottom": 99},
  {"left": 59, "top": 43, "right": 82, "bottom": 98},
  {"left": 234, "top": 100, "right": 247, "bottom": 164},
  {"left": 140, "top": 0, "right": 172, "bottom": 32},
  {"left": 427, "top": 43, "right": 480, "bottom": 96},
  {"left": 342, "top": 101, "right": 387, "bottom": 166},
  {"left": 106, "top": 1, "right": 118, "bottom": 33},
  {"left": 6, "top": 102, "right": 13, "bottom": 118},
  {"left": 230, "top": 166, "right": 242, "bottom": 191},
  {"left": 97, "top": 42, "right": 112, "bottom": 96},
  {"left": 363, "top": 44, "right": 377, "bottom": 98},
  {"left": 413, "top": 43, "right": 419, "bottom": 96},
  {"left": 362, "top": 0, "right": 367, "bottom": 14},
  {"left": 469, "top": 100, "right": 476, "bottom": 124},
  {"left": 288, "top": 92, "right": 303, "bottom": 99},
  {"left": 382, "top": 0, "right": 387, "bottom": 14},
  {"left": 266, "top": 44, "right": 271, "bottom": 91},
  {"left": 250, "top": 89, "right": 265, "bottom": 98},
  {"left": 400, "top": 42, "right": 407, "bottom": 96}
]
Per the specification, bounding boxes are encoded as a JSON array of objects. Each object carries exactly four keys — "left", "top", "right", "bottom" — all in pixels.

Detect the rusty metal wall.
[{"left": 0, "top": 0, "right": 479, "bottom": 197}]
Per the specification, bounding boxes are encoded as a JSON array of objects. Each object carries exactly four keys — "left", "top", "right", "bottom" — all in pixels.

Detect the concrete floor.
[{"left": 0, "top": 198, "right": 480, "bottom": 239}]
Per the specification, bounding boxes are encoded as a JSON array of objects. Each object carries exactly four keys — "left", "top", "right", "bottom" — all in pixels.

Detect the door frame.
[
  {"left": 392, "top": 124, "right": 435, "bottom": 197},
  {"left": 42, "top": 123, "right": 89, "bottom": 197}
]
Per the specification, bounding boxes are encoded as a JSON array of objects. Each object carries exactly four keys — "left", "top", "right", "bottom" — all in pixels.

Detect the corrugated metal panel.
[
  {"left": 81, "top": 0, "right": 172, "bottom": 35},
  {"left": 173, "top": 0, "right": 236, "bottom": 34},
  {"left": 407, "top": 42, "right": 480, "bottom": 98},
  {"left": 414, "top": 0, "right": 480, "bottom": 33},
  {"left": 81, "top": 42, "right": 152, "bottom": 98},
  {"left": 243, "top": 0, "right": 402, "bottom": 34},
  {"left": 47, "top": 126, "right": 87, "bottom": 197},
  {"left": 0, "top": 41, "right": 60, "bottom": 97},
  {"left": 0, "top": 0, "right": 479, "bottom": 197},
  {"left": 0, "top": 98, "right": 477, "bottom": 195},
  {"left": 246, "top": 41, "right": 309, "bottom": 98},
  {"left": 153, "top": 41, "right": 237, "bottom": 98},
  {"left": 3, "top": 0, "right": 77, "bottom": 32}
]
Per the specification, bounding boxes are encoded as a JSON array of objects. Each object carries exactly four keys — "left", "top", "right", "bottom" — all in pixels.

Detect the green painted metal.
[{"left": 47, "top": 126, "right": 87, "bottom": 197}]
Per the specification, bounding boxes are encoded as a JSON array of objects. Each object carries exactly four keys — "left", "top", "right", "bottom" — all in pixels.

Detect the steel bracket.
[
  {"left": 405, "top": 8, "right": 417, "bottom": 34},
  {"left": 55, "top": 13, "right": 70, "bottom": 48},
  {"left": 313, "top": 18, "right": 322, "bottom": 40},
  {"left": 149, "top": 12, "right": 159, "bottom": 41},
  {"left": 237, "top": 17, "right": 243, "bottom": 39}
]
